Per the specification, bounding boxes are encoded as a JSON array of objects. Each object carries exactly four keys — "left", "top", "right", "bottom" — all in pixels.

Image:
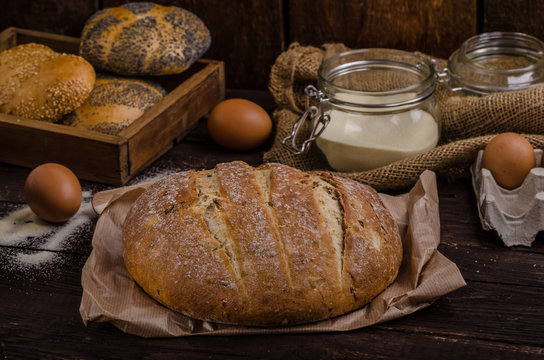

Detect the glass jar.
[
  {"left": 283, "top": 48, "right": 439, "bottom": 172},
  {"left": 446, "top": 32, "right": 544, "bottom": 95}
]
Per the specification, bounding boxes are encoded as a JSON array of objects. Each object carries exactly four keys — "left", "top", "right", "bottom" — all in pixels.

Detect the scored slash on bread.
[{"left": 122, "top": 161, "right": 403, "bottom": 326}]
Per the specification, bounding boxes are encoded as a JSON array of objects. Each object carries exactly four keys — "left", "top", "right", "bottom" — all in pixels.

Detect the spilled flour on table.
[
  {"left": 1, "top": 164, "right": 182, "bottom": 270},
  {"left": 0, "top": 191, "right": 96, "bottom": 267}
]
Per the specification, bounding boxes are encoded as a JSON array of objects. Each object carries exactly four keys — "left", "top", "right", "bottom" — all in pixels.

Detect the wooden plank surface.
[
  {"left": 0, "top": 0, "right": 98, "bottom": 37},
  {"left": 103, "top": 0, "right": 285, "bottom": 90},
  {"left": 4, "top": 0, "right": 544, "bottom": 89},
  {"left": 14, "top": 29, "right": 80, "bottom": 54},
  {"left": 0, "top": 117, "right": 126, "bottom": 185},
  {"left": 483, "top": 0, "right": 544, "bottom": 36},
  {"left": 288, "top": 0, "right": 478, "bottom": 59},
  {"left": 0, "top": 90, "right": 543, "bottom": 359}
]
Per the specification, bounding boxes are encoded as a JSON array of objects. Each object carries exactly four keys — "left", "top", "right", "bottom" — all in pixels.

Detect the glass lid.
[
  {"left": 447, "top": 32, "right": 544, "bottom": 94},
  {"left": 317, "top": 48, "right": 436, "bottom": 107}
]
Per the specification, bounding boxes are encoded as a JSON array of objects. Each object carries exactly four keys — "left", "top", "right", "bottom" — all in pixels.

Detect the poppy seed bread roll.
[
  {"left": 60, "top": 75, "right": 166, "bottom": 135},
  {"left": 80, "top": 2, "right": 211, "bottom": 75},
  {"left": 122, "top": 161, "right": 403, "bottom": 326},
  {"left": 0, "top": 43, "right": 95, "bottom": 122}
]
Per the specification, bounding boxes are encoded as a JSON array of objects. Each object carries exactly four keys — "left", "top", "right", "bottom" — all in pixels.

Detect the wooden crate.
[{"left": 0, "top": 27, "right": 225, "bottom": 185}]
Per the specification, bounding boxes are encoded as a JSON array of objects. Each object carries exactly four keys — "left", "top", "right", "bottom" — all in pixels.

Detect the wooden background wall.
[{"left": 1, "top": 0, "right": 544, "bottom": 90}]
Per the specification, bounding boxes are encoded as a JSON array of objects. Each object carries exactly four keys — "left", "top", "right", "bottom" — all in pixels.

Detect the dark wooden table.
[{"left": 1, "top": 91, "right": 543, "bottom": 359}]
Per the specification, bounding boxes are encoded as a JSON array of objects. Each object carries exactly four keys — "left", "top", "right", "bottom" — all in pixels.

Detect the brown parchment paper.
[{"left": 79, "top": 170, "right": 466, "bottom": 338}]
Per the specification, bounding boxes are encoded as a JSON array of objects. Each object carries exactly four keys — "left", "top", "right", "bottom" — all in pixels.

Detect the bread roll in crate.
[
  {"left": 0, "top": 43, "right": 95, "bottom": 122},
  {"left": 0, "top": 27, "right": 224, "bottom": 185}
]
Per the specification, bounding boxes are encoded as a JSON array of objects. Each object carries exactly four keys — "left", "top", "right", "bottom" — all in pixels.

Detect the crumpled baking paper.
[{"left": 80, "top": 170, "right": 466, "bottom": 337}]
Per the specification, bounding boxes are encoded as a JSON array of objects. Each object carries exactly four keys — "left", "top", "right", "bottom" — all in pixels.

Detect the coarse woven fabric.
[{"left": 266, "top": 42, "right": 544, "bottom": 191}]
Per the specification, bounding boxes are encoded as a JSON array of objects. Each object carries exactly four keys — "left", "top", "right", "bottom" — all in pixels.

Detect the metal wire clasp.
[
  {"left": 430, "top": 59, "right": 464, "bottom": 93},
  {"left": 282, "top": 85, "right": 330, "bottom": 154}
]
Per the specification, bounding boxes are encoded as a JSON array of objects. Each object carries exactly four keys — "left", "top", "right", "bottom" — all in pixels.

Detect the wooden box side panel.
[
  {"left": 0, "top": 27, "right": 80, "bottom": 53},
  {"left": 0, "top": 28, "right": 224, "bottom": 185},
  {"left": 0, "top": 27, "right": 129, "bottom": 185},
  {"left": 0, "top": 117, "right": 127, "bottom": 185},
  {"left": 125, "top": 60, "right": 225, "bottom": 176}
]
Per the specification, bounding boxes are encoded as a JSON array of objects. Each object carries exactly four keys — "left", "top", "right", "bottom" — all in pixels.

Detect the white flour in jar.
[
  {"left": 316, "top": 108, "right": 439, "bottom": 171},
  {"left": 315, "top": 91, "right": 439, "bottom": 172}
]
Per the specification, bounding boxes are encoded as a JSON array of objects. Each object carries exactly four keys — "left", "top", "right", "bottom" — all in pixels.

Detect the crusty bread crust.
[
  {"left": 122, "top": 161, "right": 402, "bottom": 326},
  {"left": 0, "top": 43, "right": 95, "bottom": 122}
]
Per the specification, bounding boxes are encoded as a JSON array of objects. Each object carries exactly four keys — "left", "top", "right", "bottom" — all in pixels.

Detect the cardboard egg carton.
[{"left": 470, "top": 149, "right": 544, "bottom": 247}]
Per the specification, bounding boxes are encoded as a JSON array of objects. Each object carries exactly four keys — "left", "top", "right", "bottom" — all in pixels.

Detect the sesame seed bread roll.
[
  {"left": 0, "top": 43, "right": 95, "bottom": 122},
  {"left": 80, "top": 2, "right": 211, "bottom": 76},
  {"left": 122, "top": 161, "right": 403, "bottom": 326},
  {"left": 60, "top": 75, "right": 166, "bottom": 135}
]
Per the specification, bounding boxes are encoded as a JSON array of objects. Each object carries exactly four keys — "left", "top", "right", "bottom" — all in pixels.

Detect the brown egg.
[
  {"left": 207, "top": 98, "right": 272, "bottom": 151},
  {"left": 481, "top": 132, "right": 536, "bottom": 190},
  {"left": 24, "top": 163, "right": 82, "bottom": 223}
]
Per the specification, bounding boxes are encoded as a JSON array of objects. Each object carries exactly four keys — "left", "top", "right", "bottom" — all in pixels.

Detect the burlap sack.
[{"left": 266, "top": 42, "right": 544, "bottom": 191}]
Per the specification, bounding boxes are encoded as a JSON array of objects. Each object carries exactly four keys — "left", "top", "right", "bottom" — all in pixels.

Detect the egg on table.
[
  {"left": 207, "top": 98, "right": 272, "bottom": 151},
  {"left": 481, "top": 132, "right": 536, "bottom": 190},
  {"left": 24, "top": 163, "right": 82, "bottom": 223}
]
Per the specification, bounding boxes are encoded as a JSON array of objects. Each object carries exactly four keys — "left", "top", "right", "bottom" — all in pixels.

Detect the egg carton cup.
[{"left": 470, "top": 149, "right": 544, "bottom": 247}]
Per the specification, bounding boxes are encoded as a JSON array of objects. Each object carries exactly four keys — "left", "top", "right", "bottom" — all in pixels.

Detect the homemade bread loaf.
[
  {"left": 60, "top": 75, "right": 166, "bottom": 135},
  {"left": 122, "top": 161, "right": 403, "bottom": 326},
  {"left": 0, "top": 43, "right": 95, "bottom": 122},
  {"left": 80, "top": 2, "right": 211, "bottom": 75}
]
